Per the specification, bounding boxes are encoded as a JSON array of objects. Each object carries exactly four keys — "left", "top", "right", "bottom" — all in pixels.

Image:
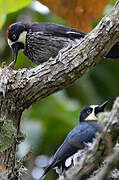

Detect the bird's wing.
[
  {"left": 52, "top": 140, "right": 78, "bottom": 165},
  {"left": 51, "top": 123, "right": 97, "bottom": 167},
  {"left": 30, "top": 23, "right": 119, "bottom": 60},
  {"left": 30, "top": 22, "right": 86, "bottom": 39},
  {"left": 67, "top": 123, "right": 97, "bottom": 148},
  {"left": 40, "top": 123, "right": 98, "bottom": 179},
  {"left": 39, "top": 141, "right": 77, "bottom": 179}
]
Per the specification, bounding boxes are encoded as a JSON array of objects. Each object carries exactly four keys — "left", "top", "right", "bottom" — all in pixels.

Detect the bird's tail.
[{"left": 39, "top": 163, "right": 54, "bottom": 180}]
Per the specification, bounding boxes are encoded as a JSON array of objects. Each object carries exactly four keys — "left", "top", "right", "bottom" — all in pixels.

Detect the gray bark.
[{"left": 0, "top": 0, "right": 119, "bottom": 179}]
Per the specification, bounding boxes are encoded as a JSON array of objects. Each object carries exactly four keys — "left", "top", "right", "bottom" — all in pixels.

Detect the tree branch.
[
  {"left": 0, "top": 0, "right": 119, "bottom": 179},
  {"left": 94, "top": 148, "right": 119, "bottom": 180},
  {"left": 1, "top": 0, "right": 119, "bottom": 109}
]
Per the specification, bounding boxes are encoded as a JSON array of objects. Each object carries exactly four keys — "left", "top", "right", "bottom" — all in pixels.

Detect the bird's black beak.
[
  {"left": 9, "top": 42, "right": 24, "bottom": 69},
  {"left": 95, "top": 100, "right": 109, "bottom": 115},
  {"left": 12, "top": 44, "right": 19, "bottom": 62},
  {"left": 8, "top": 44, "right": 19, "bottom": 69}
]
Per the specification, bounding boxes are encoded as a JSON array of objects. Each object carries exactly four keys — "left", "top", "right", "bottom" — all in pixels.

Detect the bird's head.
[
  {"left": 7, "top": 22, "right": 28, "bottom": 64},
  {"left": 80, "top": 100, "right": 109, "bottom": 122}
]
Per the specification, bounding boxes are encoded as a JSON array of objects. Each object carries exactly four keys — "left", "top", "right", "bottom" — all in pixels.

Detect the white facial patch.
[
  {"left": 90, "top": 105, "right": 98, "bottom": 109},
  {"left": 18, "top": 31, "right": 27, "bottom": 45},
  {"left": 7, "top": 31, "right": 27, "bottom": 47},
  {"left": 85, "top": 105, "right": 98, "bottom": 121}
]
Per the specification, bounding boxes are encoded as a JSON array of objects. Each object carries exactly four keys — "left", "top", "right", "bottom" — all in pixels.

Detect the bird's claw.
[{"left": 55, "top": 43, "right": 72, "bottom": 64}]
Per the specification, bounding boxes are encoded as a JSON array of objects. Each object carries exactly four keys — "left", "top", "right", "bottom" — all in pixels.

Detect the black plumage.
[
  {"left": 24, "top": 23, "right": 85, "bottom": 64},
  {"left": 105, "top": 42, "right": 119, "bottom": 59},
  {"left": 7, "top": 22, "right": 119, "bottom": 68},
  {"left": 39, "top": 100, "right": 109, "bottom": 179},
  {"left": 40, "top": 122, "right": 102, "bottom": 179},
  {"left": 7, "top": 22, "right": 85, "bottom": 67}
]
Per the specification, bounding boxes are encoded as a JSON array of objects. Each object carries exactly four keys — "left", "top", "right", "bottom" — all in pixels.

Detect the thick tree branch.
[
  {"left": 1, "top": 0, "right": 119, "bottom": 109},
  {"left": 0, "top": 0, "right": 119, "bottom": 179},
  {"left": 94, "top": 149, "right": 119, "bottom": 180}
]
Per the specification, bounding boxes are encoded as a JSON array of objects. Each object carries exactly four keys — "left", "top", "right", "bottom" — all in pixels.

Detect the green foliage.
[
  {"left": 110, "top": 0, "right": 117, "bottom": 6},
  {"left": 0, "top": 0, "right": 32, "bottom": 28}
]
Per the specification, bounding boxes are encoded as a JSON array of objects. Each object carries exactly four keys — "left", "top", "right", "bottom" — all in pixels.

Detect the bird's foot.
[{"left": 55, "top": 43, "right": 72, "bottom": 64}]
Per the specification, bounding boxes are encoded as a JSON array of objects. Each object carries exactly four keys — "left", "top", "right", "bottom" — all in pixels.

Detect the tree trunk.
[{"left": 0, "top": 0, "right": 119, "bottom": 179}]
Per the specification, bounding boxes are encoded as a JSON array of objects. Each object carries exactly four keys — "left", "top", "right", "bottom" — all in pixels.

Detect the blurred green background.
[{"left": 0, "top": 0, "right": 118, "bottom": 179}]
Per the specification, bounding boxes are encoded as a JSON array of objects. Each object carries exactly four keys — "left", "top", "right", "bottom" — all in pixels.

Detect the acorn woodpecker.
[
  {"left": 39, "top": 100, "right": 109, "bottom": 180},
  {"left": 7, "top": 22, "right": 85, "bottom": 68},
  {"left": 7, "top": 22, "right": 119, "bottom": 68}
]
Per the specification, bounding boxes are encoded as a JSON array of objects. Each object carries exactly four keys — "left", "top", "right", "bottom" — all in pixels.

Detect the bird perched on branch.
[
  {"left": 7, "top": 22, "right": 119, "bottom": 68},
  {"left": 7, "top": 22, "right": 85, "bottom": 68},
  {"left": 39, "top": 100, "right": 109, "bottom": 180}
]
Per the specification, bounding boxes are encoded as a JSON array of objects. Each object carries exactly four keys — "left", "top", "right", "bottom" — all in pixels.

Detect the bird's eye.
[
  {"left": 87, "top": 110, "right": 91, "bottom": 114},
  {"left": 12, "top": 34, "right": 16, "bottom": 40}
]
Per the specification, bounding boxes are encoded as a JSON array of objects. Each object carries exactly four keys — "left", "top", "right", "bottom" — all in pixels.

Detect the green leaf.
[
  {"left": 110, "top": 0, "right": 117, "bottom": 6},
  {"left": 0, "top": 0, "right": 32, "bottom": 28}
]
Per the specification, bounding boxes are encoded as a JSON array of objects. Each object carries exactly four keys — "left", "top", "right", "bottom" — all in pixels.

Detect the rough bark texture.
[{"left": 0, "top": 0, "right": 119, "bottom": 179}]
